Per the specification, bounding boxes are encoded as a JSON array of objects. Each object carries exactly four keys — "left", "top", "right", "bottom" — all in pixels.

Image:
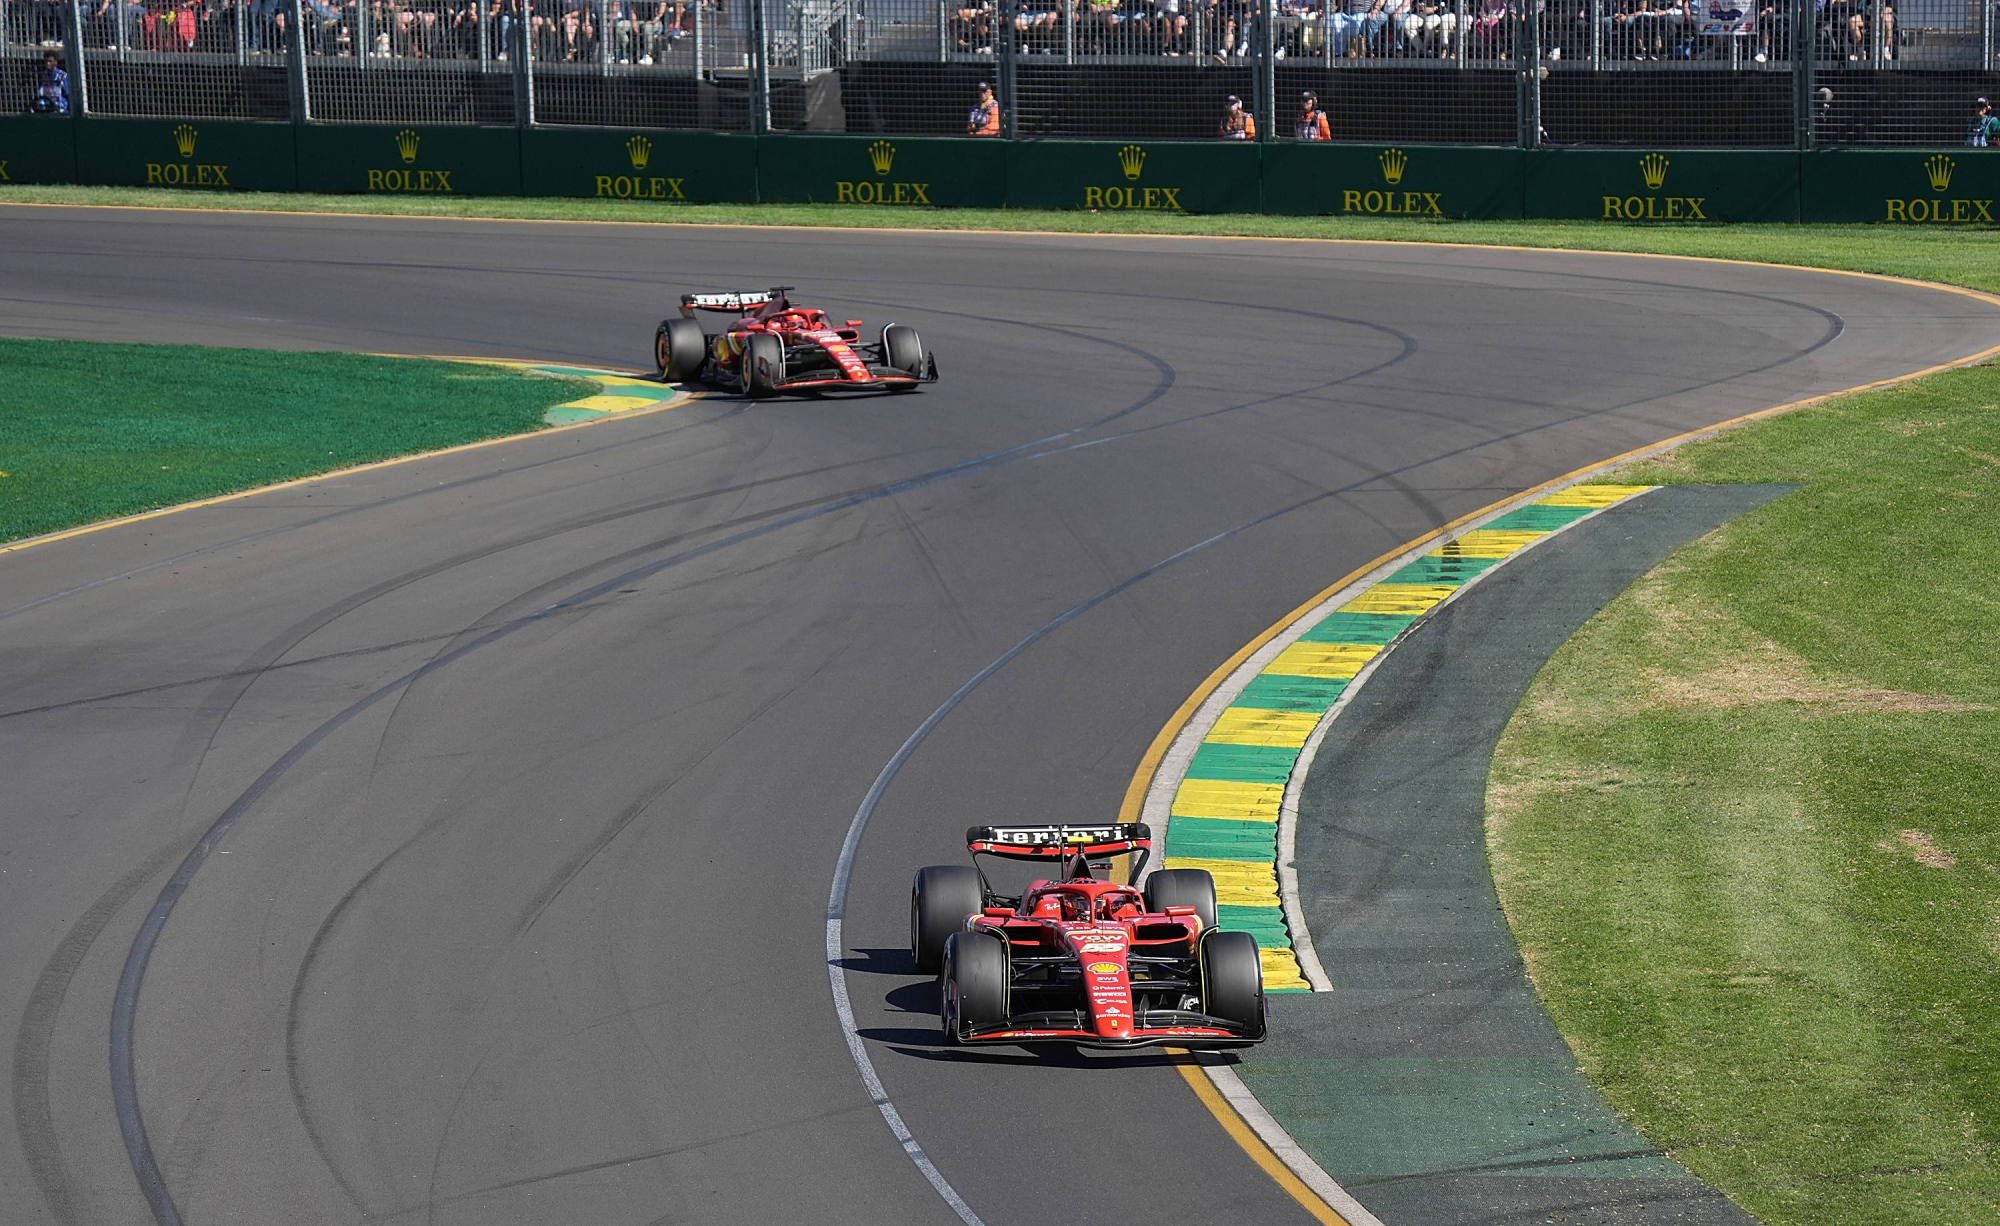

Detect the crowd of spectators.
[
  {"left": 947, "top": 0, "right": 1917, "bottom": 61},
  {"left": 5, "top": 0, "right": 706, "bottom": 62}
]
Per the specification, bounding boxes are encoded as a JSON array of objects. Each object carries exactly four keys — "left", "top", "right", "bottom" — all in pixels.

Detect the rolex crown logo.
[
  {"left": 173, "top": 124, "right": 198, "bottom": 158},
  {"left": 1639, "top": 152, "right": 1670, "bottom": 190},
  {"left": 1925, "top": 154, "right": 1954, "bottom": 192},
  {"left": 627, "top": 135, "right": 652, "bottom": 170},
  {"left": 395, "top": 129, "right": 420, "bottom": 164},
  {"left": 1117, "top": 144, "right": 1145, "bottom": 180},
  {"left": 1379, "top": 148, "right": 1407, "bottom": 186},
  {"left": 868, "top": 141, "right": 895, "bottom": 175}
]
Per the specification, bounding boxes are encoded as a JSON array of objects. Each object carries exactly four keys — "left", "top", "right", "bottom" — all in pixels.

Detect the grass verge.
[
  {"left": 0, "top": 338, "right": 594, "bottom": 545},
  {"left": 5, "top": 184, "right": 2000, "bottom": 295},
  {"left": 1486, "top": 361, "right": 2000, "bottom": 1226}
]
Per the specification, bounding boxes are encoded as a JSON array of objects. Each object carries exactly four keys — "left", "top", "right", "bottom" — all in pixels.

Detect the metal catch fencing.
[{"left": 8, "top": 0, "right": 1996, "bottom": 142}]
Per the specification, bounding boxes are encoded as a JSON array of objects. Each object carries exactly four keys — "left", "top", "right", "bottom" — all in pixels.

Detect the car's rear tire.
[
  {"left": 655, "top": 317, "right": 707, "bottom": 382},
  {"left": 941, "top": 930, "right": 1008, "bottom": 1043},
  {"left": 1200, "top": 929, "right": 1264, "bottom": 1031},
  {"left": 743, "top": 332, "right": 784, "bottom": 399},
  {"left": 1145, "top": 867, "right": 1218, "bottom": 932},
  {"left": 911, "top": 865, "right": 983, "bottom": 974},
  {"left": 881, "top": 324, "right": 925, "bottom": 390}
]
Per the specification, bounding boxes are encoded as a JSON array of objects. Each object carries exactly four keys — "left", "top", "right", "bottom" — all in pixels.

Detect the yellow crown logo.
[
  {"left": 1925, "top": 154, "right": 1954, "bottom": 192},
  {"left": 868, "top": 141, "right": 895, "bottom": 175},
  {"left": 1639, "top": 152, "right": 1670, "bottom": 190},
  {"left": 1379, "top": 148, "right": 1407, "bottom": 185},
  {"left": 626, "top": 135, "right": 652, "bottom": 170},
  {"left": 395, "top": 129, "right": 420, "bottom": 164},
  {"left": 172, "top": 124, "right": 197, "bottom": 158},
  {"left": 1117, "top": 144, "right": 1146, "bottom": 180}
]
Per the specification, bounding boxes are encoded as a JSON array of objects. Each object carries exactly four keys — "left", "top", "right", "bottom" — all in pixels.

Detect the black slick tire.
[
  {"left": 1145, "top": 867, "right": 1218, "bottom": 932},
  {"left": 940, "top": 930, "right": 1008, "bottom": 1043},
  {"left": 655, "top": 317, "right": 707, "bottom": 382},
  {"left": 1199, "top": 929, "right": 1265, "bottom": 1032},
  {"left": 743, "top": 332, "right": 784, "bottom": 399},
  {"left": 910, "top": 865, "right": 982, "bottom": 974},
  {"left": 881, "top": 324, "right": 925, "bottom": 391}
]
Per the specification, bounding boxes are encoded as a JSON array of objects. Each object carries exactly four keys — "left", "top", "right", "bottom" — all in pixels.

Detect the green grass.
[
  {"left": 5, "top": 184, "right": 2000, "bottom": 295},
  {"left": 0, "top": 338, "right": 594, "bottom": 544},
  {"left": 1487, "top": 361, "right": 2000, "bottom": 1226}
]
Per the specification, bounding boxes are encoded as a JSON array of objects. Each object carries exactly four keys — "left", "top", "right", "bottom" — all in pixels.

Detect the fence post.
[
  {"left": 63, "top": 0, "right": 88, "bottom": 114},
  {"left": 1256, "top": 0, "right": 1274, "bottom": 140},
  {"left": 1984, "top": 0, "right": 1993, "bottom": 64},
  {"left": 512, "top": 14, "right": 534, "bottom": 124},
  {"left": 287, "top": 0, "right": 311, "bottom": 118},
  {"left": 477, "top": 0, "right": 490, "bottom": 66},
  {"left": 1589, "top": 0, "right": 1600, "bottom": 65},
  {"left": 1454, "top": 0, "right": 1466, "bottom": 63},
  {"left": 998, "top": 0, "right": 1016, "bottom": 134},
  {"left": 750, "top": 0, "right": 770, "bottom": 131},
  {"left": 1515, "top": 0, "right": 1539, "bottom": 146},
  {"left": 692, "top": 0, "right": 703, "bottom": 76},
  {"left": 1063, "top": 0, "right": 1074, "bottom": 61},
  {"left": 357, "top": 0, "right": 371, "bottom": 62},
  {"left": 1791, "top": 0, "right": 1811, "bottom": 146}
]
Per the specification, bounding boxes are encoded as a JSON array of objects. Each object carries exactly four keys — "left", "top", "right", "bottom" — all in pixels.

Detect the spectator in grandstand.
[
  {"left": 1400, "top": 0, "right": 1457, "bottom": 55},
  {"left": 968, "top": 81, "right": 1000, "bottom": 134},
  {"left": 1327, "top": 0, "right": 1369, "bottom": 54},
  {"left": 31, "top": 51, "right": 67, "bottom": 114},
  {"left": 1295, "top": 90, "right": 1330, "bottom": 139},
  {"left": 1473, "top": 0, "right": 1507, "bottom": 53},
  {"left": 953, "top": 0, "right": 992, "bottom": 51},
  {"left": 1219, "top": 93, "right": 1256, "bottom": 138},
  {"left": 1151, "top": 0, "right": 1188, "bottom": 54},
  {"left": 1970, "top": 97, "right": 2000, "bottom": 146},
  {"left": 1203, "top": 0, "right": 1245, "bottom": 56},
  {"left": 1013, "top": 0, "right": 1061, "bottom": 52}
]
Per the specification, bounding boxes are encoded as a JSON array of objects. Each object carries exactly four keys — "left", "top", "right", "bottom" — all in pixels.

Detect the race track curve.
[{"left": 2, "top": 206, "right": 1995, "bottom": 1226}]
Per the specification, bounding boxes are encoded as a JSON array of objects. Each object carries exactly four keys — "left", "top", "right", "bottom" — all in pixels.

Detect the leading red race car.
[
  {"left": 654, "top": 287, "right": 938, "bottom": 398},
  {"left": 910, "top": 823, "right": 1267, "bottom": 1049}
]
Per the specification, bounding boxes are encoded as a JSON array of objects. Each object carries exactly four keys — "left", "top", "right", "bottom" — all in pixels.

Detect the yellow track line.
[{"left": 1121, "top": 330, "right": 2000, "bottom": 1225}]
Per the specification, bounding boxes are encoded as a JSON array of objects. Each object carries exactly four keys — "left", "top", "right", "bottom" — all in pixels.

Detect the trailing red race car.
[
  {"left": 653, "top": 287, "right": 938, "bottom": 398},
  {"left": 910, "top": 823, "right": 1267, "bottom": 1049}
]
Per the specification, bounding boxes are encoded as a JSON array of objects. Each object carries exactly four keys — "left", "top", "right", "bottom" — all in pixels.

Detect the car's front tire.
[
  {"left": 881, "top": 324, "right": 925, "bottom": 391},
  {"left": 1199, "top": 929, "right": 1265, "bottom": 1033},
  {"left": 911, "top": 864, "right": 983, "bottom": 974},
  {"left": 941, "top": 930, "right": 1008, "bottom": 1043},
  {"left": 743, "top": 333, "right": 784, "bottom": 399},
  {"left": 655, "top": 317, "right": 707, "bottom": 382}
]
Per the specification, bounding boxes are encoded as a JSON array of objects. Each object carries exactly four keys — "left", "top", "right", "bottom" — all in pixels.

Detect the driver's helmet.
[
  {"left": 1058, "top": 893, "right": 1089, "bottom": 922},
  {"left": 1101, "top": 892, "right": 1143, "bottom": 921}
]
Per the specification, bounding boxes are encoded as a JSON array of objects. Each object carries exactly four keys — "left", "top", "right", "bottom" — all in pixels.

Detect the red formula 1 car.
[
  {"left": 653, "top": 287, "right": 938, "bottom": 398},
  {"left": 910, "top": 824, "right": 1266, "bottom": 1049}
]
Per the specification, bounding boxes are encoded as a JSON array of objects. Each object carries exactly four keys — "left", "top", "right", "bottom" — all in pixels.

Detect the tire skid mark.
[{"left": 105, "top": 325, "right": 1180, "bottom": 1226}]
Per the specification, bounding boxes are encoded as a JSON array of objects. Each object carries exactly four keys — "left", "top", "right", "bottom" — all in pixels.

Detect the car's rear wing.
[
  {"left": 966, "top": 824, "right": 1152, "bottom": 878},
  {"left": 679, "top": 287, "right": 794, "bottom": 318}
]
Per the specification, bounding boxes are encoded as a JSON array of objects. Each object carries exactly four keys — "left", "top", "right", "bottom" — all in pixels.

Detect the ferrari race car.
[
  {"left": 910, "top": 823, "right": 1267, "bottom": 1049},
  {"left": 653, "top": 287, "right": 939, "bottom": 398}
]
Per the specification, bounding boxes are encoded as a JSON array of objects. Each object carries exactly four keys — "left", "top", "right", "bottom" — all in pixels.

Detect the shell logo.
[{"left": 1087, "top": 961, "right": 1120, "bottom": 975}]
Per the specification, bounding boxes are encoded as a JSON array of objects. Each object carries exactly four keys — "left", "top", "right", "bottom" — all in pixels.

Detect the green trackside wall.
[{"left": 4, "top": 120, "right": 1998, "bottom": 226}]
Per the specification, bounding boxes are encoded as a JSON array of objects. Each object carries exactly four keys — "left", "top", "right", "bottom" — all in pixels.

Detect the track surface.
[{"left": 1, "top": 208, "right": 1995, "bottom": 1226}]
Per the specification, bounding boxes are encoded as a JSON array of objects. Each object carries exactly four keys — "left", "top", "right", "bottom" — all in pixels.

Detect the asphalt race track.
[{"left": 3, "top": 206, "right": 1997, "bottom": 1226}]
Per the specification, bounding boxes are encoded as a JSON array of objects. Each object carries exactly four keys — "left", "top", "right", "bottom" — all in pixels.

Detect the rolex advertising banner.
[
  {"left": 1005, "top": 140, "right": 1261, "bottom": 214},
  {"left": 520, "top": 128, "right": 757, "bottom": 204},
  {"left": 0, "top": 116, "right": 77, "bottom": 185},
  {"left": 75, "top": 119, "right": 296, "bottom": 192},
  {"left": 1262, "top": 143, "right": 1523, "bottom": 219},
  {"left": 1801, "top": 149, "right": 1999, "bottom": 224},
  {"left": 296, "top": 125, "right": 521, "bottom": 196},
  {"left": 756, "top": 135, "right": 1006, "bottom": 209},
  {"left": 1525, "top": 149, "right": 1799, "bottom": 222}
]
